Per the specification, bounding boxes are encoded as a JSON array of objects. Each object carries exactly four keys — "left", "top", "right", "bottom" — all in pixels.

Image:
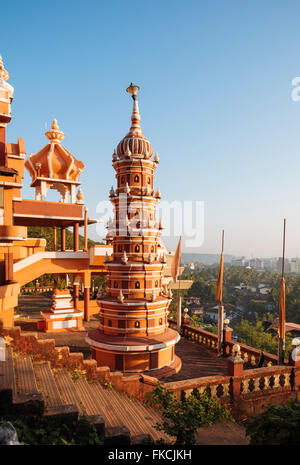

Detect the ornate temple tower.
[{"left": 87, "top": 85, "right": 181, "bottom": 376}]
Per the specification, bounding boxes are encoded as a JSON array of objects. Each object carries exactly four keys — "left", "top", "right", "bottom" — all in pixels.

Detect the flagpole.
[
  {"left": 278, "top": 218, "right": 286, "bottom": 365},
  {"left": 218, "top": 230, "right": 224, "bottom": 355},
  {"left": 177, "top": 237, "right": 182, "bottom": 334}
]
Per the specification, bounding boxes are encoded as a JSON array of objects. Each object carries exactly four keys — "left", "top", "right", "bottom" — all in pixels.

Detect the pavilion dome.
[
  {"left": 25, "top": 119, "right": 85, "bottom": 183},
  {"left": 116, "top": 84, "right": 153, "bottom": 159}
]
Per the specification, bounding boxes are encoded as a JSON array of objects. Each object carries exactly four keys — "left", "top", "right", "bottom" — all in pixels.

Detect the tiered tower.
[{"left": 87, "top": 85, "right": 181, "bottom": 376}]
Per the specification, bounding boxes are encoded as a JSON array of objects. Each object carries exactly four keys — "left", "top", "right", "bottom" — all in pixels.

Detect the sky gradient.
[{"left": 2, "top": 0, "right": 300, "bottom": 258}]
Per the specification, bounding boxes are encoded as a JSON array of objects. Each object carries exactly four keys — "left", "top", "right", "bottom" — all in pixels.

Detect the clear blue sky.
[{"left": 2, "top": 0, "right": 300, "bottom": 258}]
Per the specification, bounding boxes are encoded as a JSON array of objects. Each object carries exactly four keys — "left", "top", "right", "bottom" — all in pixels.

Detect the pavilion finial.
[{"left": 45, "top": 119, "right": 65, "bottom": 143}]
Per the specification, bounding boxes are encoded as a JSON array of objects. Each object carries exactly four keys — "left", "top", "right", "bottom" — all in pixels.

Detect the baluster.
[
  {"left": 250, "top": 355, "right": 256, "bottom": 366},
  {"left": 253, "top": 377, "right": 260, "bottom": 392},
  {"left": 273, "top": 374, "right": 280, "bottom": 388},
  {"left": 210, "top": 385, "right": 217, "bottom": 398},
  {"left": 264, "top": 376, "right": 271, "bottom": 390},
  {"left": 184, "top": 388, "right": 193, "bottom": 398},
  {"left": 244, "top": 378, "right": 251, "bottom": 394},
  {"left": 223, "top": 383, "right": 229, "bottom": 397}
]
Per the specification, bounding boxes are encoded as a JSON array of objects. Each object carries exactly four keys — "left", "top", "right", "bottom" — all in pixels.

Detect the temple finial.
[
  {"left": 126, "top": 83, "right": 141, "bottom": 135},
  {"left": 126, "top": 83, "right": 140, "bottom": 100}
]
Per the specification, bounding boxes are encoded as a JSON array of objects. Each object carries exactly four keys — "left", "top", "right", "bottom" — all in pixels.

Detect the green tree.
[
  {"left": 246, "top": 400, "right": 300, "bottom": 445},
  {"left": 150, "top": 383, "right": 231, "bottom": 445}
]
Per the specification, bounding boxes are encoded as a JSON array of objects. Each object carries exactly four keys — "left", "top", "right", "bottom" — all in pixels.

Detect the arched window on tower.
[
  {"left": 134, "top": 175, "right": 139, "bottom": 183},
  {"left": 135, "top": 245, "right": 140, "bottom": 253},
  {"left": 147, "top": 177, "right": 151, "bottom": 184},
  {"left": 159, "top": 318, "right": 163, "bottom": 325},
  {"left": 114, "top": 281, "right": 118, "bottom": 288},
  {"left": 151, "top": 245, "right": 155, "bottom": 253},
  {"left": 135, "top": 281, "right": 140, "bottom": 289},
  {"left": 135, "top": 321, "right": 140, "bottom": 328},
  {"left": 155, "top": 280, "right": 158, "bottom": 288},
  {"left": 118, "top": 245, "right": 122, "bottom": 252},
  {"left": 121, "top": 176, "right": 125, "bottom": 184}
]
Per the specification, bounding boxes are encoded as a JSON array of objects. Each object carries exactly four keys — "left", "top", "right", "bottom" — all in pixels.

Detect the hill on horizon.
[{"left": 181, "top": 253, "right": 234, "bottom": 265}]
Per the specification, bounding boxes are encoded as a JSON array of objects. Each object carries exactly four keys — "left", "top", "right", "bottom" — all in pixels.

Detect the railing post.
[
  {"left": 227, "top": 345, "right": 243, "bottom": 399},
  {"left": 223, "top": 319, "right": 233, "bottom": 356}
]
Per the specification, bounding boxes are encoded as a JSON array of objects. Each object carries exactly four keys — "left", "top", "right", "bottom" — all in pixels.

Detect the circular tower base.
[{"left": 86, "top": 327, "right": 181, "bottom": 376}]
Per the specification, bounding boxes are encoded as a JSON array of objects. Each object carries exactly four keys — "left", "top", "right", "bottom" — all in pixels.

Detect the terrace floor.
[{"left": 15, "top": 295, "right": 228, "bottom": 380}]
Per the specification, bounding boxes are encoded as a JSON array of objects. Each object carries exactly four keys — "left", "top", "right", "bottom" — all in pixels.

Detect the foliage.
[
  {"left": 54, "top": 277, "right": 67, "bottom": 290},
  {"left": 234, "top": 315, "right": 293, "bottom": 355},
  {"left": 69, "top": 368, "right": 87, "bottom": 382},
  {"left": 246, "top": 400, "right": 300, "bottom": 445},
  {"left": 0, "top": 415, "right": 102, "bottom": 445},
  {"left": 103, "top": 381, "right": 112, "bottom": 389},
  {"left": 168, "top": 289, "right": 188, "bottom": 320},
  {"left": 28, "top": 226, "right": 102, "bottom": 252},
  {"left": 150, "top": 383, "right": 231, "bottom": 445}
]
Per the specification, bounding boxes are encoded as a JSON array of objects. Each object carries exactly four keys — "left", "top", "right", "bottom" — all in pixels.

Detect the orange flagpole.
[{"left": 278, "top": 218, "right": 286, "bottom": 365}]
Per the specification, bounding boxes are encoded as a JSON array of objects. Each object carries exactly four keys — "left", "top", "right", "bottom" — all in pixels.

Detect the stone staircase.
[{"left": 0, "top": 347, "right": 170, "bottom": 444}]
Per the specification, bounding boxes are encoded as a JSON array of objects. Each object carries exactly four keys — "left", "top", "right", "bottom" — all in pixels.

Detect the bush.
[
  {"left": 0, "top": 415, "right": 102, "bottom": 445},
  {"left": 150, "top": 383, "right": 231, "bottom": 444},
  {"left": 246, "top": 400, "right": 300, "bottom": 444}
]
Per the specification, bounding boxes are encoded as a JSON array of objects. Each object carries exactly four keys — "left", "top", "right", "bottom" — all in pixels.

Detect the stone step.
[
  {"left": 72, "top": 378, "right": 123, "bottom": 428},
  {"left": 0, "top": 347, "right": 15, "bottom": 410},
  {"left": 33, "top": 362, "right": 78, "bottom": 418},
  {"left": 53, "top": 368, "right": 105, "bottom": 436},
  {"left": 13, "top": 354, "right": 43, "bottom": 414},
  {"left": 88, "top": 381, "right": 171, "bottom": 443}
]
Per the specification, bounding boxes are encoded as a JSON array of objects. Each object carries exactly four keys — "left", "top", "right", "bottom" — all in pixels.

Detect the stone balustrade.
[{"left": 169, "top": 318, "right": 278, "bottom": 367}]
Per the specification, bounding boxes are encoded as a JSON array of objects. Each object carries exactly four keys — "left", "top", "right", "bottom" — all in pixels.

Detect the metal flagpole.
[
  {"left": 218, "top": 230, "right": 224, "bottom": 355},
  {"left": 278, "top": 218, "right": 286, "bottom": 365},
  {"left": 177, "top": 242, "right": 182, "bottom": 334}
]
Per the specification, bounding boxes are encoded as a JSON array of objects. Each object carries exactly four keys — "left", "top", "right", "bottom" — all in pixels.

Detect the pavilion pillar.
[
  {"left": 83, "top": 207, "right": 88, "bottom": 252},
  {"left": 61, "top": 227, "right": 66, "bottom": 251},
  {"left": 0, "top": 126, "right": 6, "bottom": 165},
  {"left": 73, "top": 222, "right": 79, "bottom": 251},
  {"left": 53, "top": 227, "right": 57, "bottom": 251},
  {"left": 4, "top": 251, "right": 13, "bottom": 283},
  {"left": 84, "top": 286, "right": 90, "bottom": 322},
  {"left": 73, "top": 284, "right": 79, "bottom": 309}
]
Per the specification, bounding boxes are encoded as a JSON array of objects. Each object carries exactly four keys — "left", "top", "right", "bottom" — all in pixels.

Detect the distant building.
[
  {"left": 290, "top": 258, "right": 300, "bottom": 273},
  {"left": 231, "top": 257, "right": 245, "bottom": 267},
  {"left": 205, "top": 305, "right": 227, "bottom": 323},
  {"left": 186, "top": 297, "right": 201, "bottom": 305}
]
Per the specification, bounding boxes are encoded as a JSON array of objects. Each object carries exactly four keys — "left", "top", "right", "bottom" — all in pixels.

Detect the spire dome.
[{"left": 116, "top": 84, "right": 153, "bottom": 159}]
